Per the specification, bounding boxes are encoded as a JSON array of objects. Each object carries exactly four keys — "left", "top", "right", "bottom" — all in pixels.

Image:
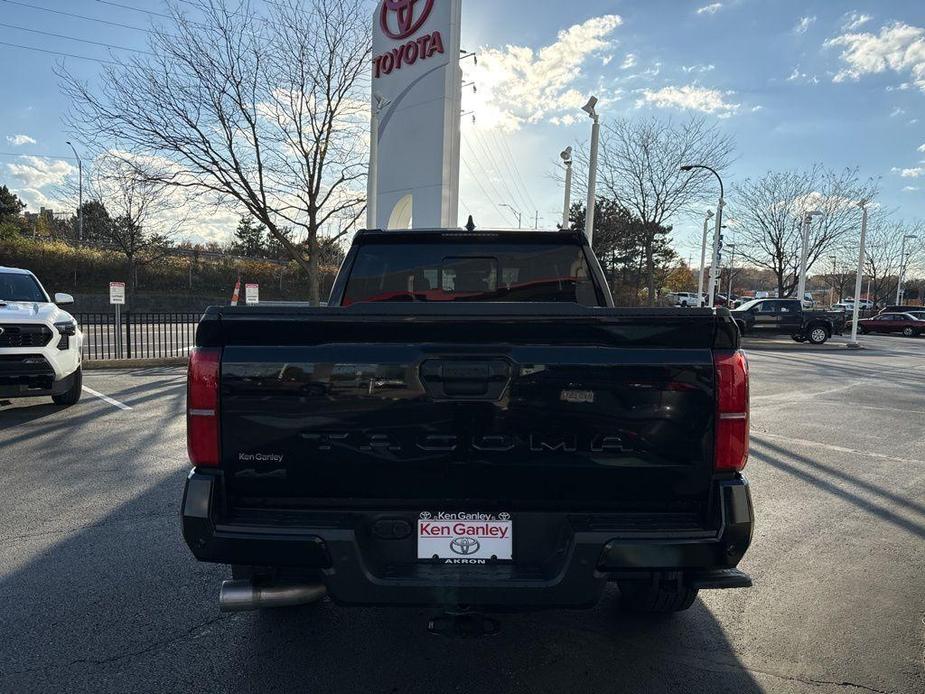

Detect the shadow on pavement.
[
  {"left": 0, "top": 479, "right": 764, "bottom": 693},
  {"left": 752, "top": 437, "right": 925, "bottom": 539}
]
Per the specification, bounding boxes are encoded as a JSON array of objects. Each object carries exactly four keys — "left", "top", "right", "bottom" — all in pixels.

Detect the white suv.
[
  {"left": 666, "top": 292, "right": 702, "bottom": 308},
  {"left": 0, "top": 267, "right": 83, "bottom": 406}
]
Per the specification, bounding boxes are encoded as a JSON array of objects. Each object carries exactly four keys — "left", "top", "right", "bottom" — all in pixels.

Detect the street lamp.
[
  {"left": 561, "top": 146, "right": 573, "bottom": 230},
  {"left": 697, "top": 209, "right": 714, "bottom": 306},
  {"left": 848, "top": 200, "right": 871, "bottom": 350},
  {"left": 681, "top": 164, "right": 725, "bottom": 308},
  {"left": 797, "top": 210, "right": 824, "bottom": 306},
  {"left": 65, "top": 141, "right": 83, "bottom": 242},
  {"left": 367, "top": 93, "right": 391, "bottom": 230},
  {"left": 582, "top": 96, "right": 600, "bottom": 246},
  {"left": 501, "top": 203, "right": 523, "bottom": 229},
  {"left": 896, "top": 234, "right": 919, "bottom": 304}
]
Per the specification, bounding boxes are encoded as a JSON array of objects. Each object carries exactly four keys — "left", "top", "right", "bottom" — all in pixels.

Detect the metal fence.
[{"left": 77, "top": 312, "right": 201, "bottom": 361}]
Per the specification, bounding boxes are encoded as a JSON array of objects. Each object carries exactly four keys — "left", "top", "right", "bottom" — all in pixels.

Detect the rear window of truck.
[{"left": 343, "top": 243, "right": 602, "bottom": 306}]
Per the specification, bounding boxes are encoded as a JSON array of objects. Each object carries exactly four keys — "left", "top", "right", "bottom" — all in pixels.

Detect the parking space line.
[{"left": 82, "top": 386, "right": 133, "bottom": 412}]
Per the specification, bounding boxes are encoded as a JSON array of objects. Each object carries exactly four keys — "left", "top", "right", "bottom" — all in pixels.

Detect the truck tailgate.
[{"left": 204, "top": 306, "right": 734, "bottom": 513}]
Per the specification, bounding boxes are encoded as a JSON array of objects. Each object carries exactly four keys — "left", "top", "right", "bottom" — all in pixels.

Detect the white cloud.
[
  {"left": 636, "top": 84, "right": 741, "bottom": 117},
  {"left": 885, "top": 82, "right": 911, "bottom": 91},
  {"left": 466, "top": 14, "right": 623, "bottom": 131},
  {"left": 696, "top": 4, "right": 723, "bottom": 16},
  {"left": 826, "top": 22, "right": 925, "bottom": 91},
  {"left": 620, "top": 53, "right": 637, "bottom": 70},
  {"left": 6, "top": 156, "right": 75, "bottom": 189},
  {"left": 890, "top": 107, "right": 906, "bottom": 117},
  {"left": 902, "top": 186, "right": 920, "bottom": 192},
  {"left": 842, "top": 12, "right": 873, "bottom": 32},
  {"left": 918, "top": 144, "right": 925, "bottom": 153},
  {"left": 682, "top": 63, "right": 716, "bottom": 73},
  {"left": 750, "top": 105, "right": 765, "bottom": 112},
  {"left": 892, "top": 167, "right": 924, "bottom": 178},
  {"left": 794, "top": 16, "right": 817, "bottom": 35},
  {"left": 6, "top": 134, "right": 36, "bottom": 147},
  {"left": 786, "top": 67, "right": 820, "bottom": 84}
]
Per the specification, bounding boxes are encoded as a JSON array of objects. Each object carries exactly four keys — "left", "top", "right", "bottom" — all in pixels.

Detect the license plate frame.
[{"left": 417, "top": 512, "right": 513, "bottom": 562}]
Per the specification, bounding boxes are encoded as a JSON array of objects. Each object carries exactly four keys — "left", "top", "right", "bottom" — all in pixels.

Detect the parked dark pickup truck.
[
  {"left": 731, "top": 298, "right": 847, "bottom": 344},
  {"left": 182, "top": 230, "right": 753, "bottom": 621}
]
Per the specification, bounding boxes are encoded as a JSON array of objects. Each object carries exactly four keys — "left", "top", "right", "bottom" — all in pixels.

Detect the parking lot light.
[
  {"left": 848, "top": 201, "right": 870, "bottom": 350},
  {"left": 698, "top": 210, "right": 714, "bottom": 306},
  {"left": 797, "top": 210, "right": 823, "bottom": 306}
]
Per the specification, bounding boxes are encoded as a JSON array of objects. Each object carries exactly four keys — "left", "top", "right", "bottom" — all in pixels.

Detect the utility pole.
[
  {"left": 501, "top": 204, "right": 522, "bottom": 229},
  {"left": 896, "top": 234, "right": 919, "bottom": 304},
  {"left": 727, "top": 243, "right": 736, "bottom": 300}
]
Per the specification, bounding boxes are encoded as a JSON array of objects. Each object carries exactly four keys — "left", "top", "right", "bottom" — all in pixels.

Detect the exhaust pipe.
[{"left": 219, "top": 579, "right": 327, "bottom": 612}]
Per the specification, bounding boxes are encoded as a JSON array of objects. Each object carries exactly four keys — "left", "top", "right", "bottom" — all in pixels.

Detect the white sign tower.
[{"left": 369, "top": 0, "right": 463, "bottom": 230}]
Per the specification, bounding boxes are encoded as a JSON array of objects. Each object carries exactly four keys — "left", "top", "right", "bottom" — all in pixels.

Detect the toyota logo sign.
[
  {"left": 450, "top": 537, "right": 480, "bottom": 556},
  {"left": 380, "top": 0, "right": 435, "bottom": 40}
]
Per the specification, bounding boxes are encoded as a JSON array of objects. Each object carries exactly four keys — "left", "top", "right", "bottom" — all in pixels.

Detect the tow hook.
[{"left": 427, "top": 611, "right": 501, "bottom": 638}]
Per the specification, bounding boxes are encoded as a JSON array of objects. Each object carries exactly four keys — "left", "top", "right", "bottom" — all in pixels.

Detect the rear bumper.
[{"left": 182, "top": 471, "right": 754, "bottom": 608}]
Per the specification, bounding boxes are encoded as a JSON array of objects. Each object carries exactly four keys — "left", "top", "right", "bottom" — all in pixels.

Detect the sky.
[{"left": 0, "top": 0, "right": 923, "bottom": 260}]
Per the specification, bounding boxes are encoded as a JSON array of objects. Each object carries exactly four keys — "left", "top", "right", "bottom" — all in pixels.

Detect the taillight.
[
  {"left": 714, "top": 350, "right": 749, "bottom": 472},
  {"left": 188, "top": 348, "right": 221, "bottom": 467}
]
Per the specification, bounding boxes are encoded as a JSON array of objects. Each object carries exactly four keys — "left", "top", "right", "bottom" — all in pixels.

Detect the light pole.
[
  {"left": 367, "top": 93, "right": 390, "bottom": 230},
  {"left": 582, "top": 96, "right": 600, "bottom": 246},
  {"left": 896, "top": 234, "right": 918, "bottom": 304},
  {"left": 561, "top": 147, "right": 573, "bottom": 229},
  {"left": 501, "top": 204, "right": 523, "bottom": 229},
  {"left": 848, "top": 201, "right": 870, "bottom": 350},
  {"left": 727, "top": 243, "right": 736, "bottom": 300},
  {"left": 65, "top": 141, "right": 83, "bottom": 242},
  {"left": 697, "top": 210, "right": 714, "bottom": 306},
  {"left": 681, "top": 164, "right": 725, "bottom": 308},
  {"left": 797, "top": 210, "right": 823, "bottom": 306}
]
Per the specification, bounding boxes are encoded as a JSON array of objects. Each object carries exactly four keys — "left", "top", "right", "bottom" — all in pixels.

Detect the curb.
[{"left": 83, "top": 358, "right": 188, "bottom": 370}]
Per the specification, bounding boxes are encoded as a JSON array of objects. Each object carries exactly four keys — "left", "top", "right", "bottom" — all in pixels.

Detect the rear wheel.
[
  {"left": 52, "top": 367, "right": 82, "bottom": 406},
  {"left": 617, "top": 578, "right": 699, "bottom": 613},
  {"left": 807, "top": 326, "right": 829, "bottom": 345},
  {"left": 902, "top": 327, "right": 916, "bottom": 337}
]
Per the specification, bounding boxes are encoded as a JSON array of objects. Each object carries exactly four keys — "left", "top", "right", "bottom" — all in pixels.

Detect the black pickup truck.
[
  {"left": 730, "top": 298, "right": 847, "bottom": 344},
  {"left": 182, "top": 230, "right": 753, "bottom": 622}
]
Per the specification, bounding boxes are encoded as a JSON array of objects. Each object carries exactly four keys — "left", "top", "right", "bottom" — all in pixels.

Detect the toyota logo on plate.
[
  {"left": 450, "top": 537, "right": 480, "bottom": 556},
  {"left": 380, "top": 0, "right": 435, "bottom": 40}
]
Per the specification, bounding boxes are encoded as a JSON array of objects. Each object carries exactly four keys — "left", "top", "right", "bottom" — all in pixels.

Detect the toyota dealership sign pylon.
[{"left": 370, "top": 0, "right": 463, "bottom": 230}]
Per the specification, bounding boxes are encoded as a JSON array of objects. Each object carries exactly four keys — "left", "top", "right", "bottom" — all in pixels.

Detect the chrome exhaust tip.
[{"left": 219, "top": 579, "right": 327, "bottom": 612}]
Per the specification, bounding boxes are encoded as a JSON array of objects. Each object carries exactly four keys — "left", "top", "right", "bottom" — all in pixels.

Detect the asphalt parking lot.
[{"left": 0, "top": 335, "right": 923, "bottom": 693}]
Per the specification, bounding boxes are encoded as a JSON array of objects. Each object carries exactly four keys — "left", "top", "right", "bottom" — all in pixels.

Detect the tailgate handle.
[{"left": 420, "top": 360, "right": 511, "bottom": 400}]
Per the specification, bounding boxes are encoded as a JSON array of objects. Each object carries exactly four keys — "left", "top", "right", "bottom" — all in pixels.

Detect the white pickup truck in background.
[{"left": 0, "top": 266, "right": 83, "bottom": 406}]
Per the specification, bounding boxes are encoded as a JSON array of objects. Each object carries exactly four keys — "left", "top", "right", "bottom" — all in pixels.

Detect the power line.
[
  {"left": 494, "top": 129, "right": 539, "bottom": 212},
  {"left": 0, "top": 39, "right": 118, "bottom": 64},
  {"left": 95, "top": 0, "right": 173, "bottom": 19},
  {"left": 462, "top": 139, "right": 518, "bottom": 226},
  {"left": 0, "top": 0, "right": 153, "bottom": 33},
  {"left": 468, "top": 130, "right": 527, "bottom": 224},
  {"left": 0, "top": 152, "right": 78, "bottom": 160},
  {"left": 0, "top": 21, "right": 155, "bottom": 54}
]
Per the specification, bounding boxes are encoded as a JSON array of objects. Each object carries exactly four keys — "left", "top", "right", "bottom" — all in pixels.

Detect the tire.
[
  {"left": 52, "top": 367, "right": 82, "bottom": 406},
  {"left": 902, "top": 327, "right": 915, "bottom": 337},
  {"left": 807, "top": 325, "right": 829, "bottom": 345},
  {"left": 617, "top": 579, "right": 699, "bottom": 613}
]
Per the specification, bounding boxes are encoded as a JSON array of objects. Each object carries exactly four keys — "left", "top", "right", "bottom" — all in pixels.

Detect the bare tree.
[
  {"left": 575, "top": 116, "right": 735, "bottom": 305},
  {"left": 85, "top": 156, "right": 184, "bottom": 304},
  {"left": 857, "top": 213, "right": 924, "bottom": 307},
  {"left": 730, "top": 166, "right": 878, "bottom": 298},
  {"left": 59, "top": 0, "right": 371, "bottom": 304}
]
